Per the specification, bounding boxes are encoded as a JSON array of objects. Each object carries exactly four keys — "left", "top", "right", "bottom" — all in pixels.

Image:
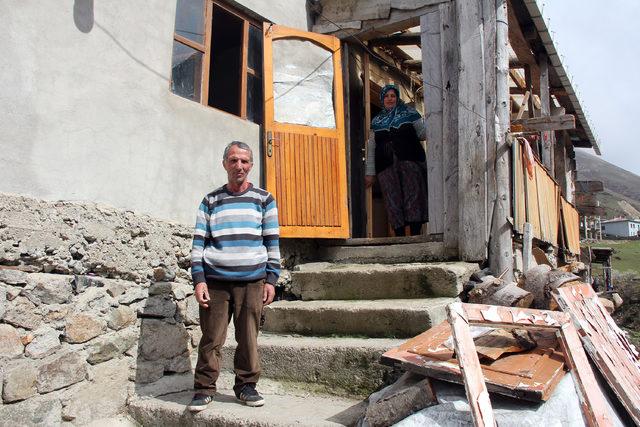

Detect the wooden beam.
[
  {"left": 447, "top": 303, "right": 497, "bottom": 427},
  {"left": 457, "top": 0, "right": 488, "bottom": 262},
  {"left": 422, "top": 10, "right": 444, "bottom": 235},
  {"left": 538, "top": 52, "right": 553, "bottom": 173},
  {"left": 369, "top": 32, "right": 421, "bottom": 46},
  {"left": 511, "top": 114, "right": 576, "bottom": 132},
  {"left": 509, "top": 68, "right": 526, "bottom": 89},
  {"left": 403, "top": 59, "right": 422, "bottom": 71}
]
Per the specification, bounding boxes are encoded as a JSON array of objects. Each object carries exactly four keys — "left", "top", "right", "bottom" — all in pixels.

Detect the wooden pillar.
[
  {"left": 456, "top": 0, "right": 488, "bottom": 262},
  {"left": 421, "top": 2, "right": 459, "bottom": 257},
  {"left": 421, "top": 11, "right": 444, "bottom": 236},
  {"left": 538, "top": 52, "right": 554, "bottom": 173},
  {"left": 489, "top": 0, "right": 514, "bottom": 281}
]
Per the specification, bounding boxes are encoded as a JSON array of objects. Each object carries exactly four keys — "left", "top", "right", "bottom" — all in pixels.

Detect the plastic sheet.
[{"left": 272, "top": 39, "right": 335, "bottom": 128}]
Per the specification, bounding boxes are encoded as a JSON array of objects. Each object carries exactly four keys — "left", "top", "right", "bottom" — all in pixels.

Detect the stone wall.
[{"left": 0, "top": 192, "right": 299, "bottom": 425}]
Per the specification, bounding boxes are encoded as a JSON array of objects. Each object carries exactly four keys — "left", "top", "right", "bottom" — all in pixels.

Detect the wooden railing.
[{"left": 513, "top": 140, "right": 580, "bottom": 255}]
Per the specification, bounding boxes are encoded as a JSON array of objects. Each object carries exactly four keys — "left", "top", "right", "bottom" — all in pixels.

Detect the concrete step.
[
  {"left": 128, "top": 388, "right": 364, "bottom": 426},
  {"left": 263, "top": 298, "right": 454, "bottom": 338},
  {"left": 135, "top": 329, "right": 402, "bottom": 399},
  {"left": 291, "top": 262, "right": 479, "bottom": 300},
  {"left": 316, "top": 241, "right": 451, "bottom": 264}
]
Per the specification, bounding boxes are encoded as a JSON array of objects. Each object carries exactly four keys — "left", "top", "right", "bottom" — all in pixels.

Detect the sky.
[{"left": 540, "top": 1, "right": 640, "bottom": 176}]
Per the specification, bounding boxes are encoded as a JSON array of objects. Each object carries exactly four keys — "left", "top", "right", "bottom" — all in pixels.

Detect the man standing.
[{"left": 188, "top": 141, "right": 280, "bottom": 412}]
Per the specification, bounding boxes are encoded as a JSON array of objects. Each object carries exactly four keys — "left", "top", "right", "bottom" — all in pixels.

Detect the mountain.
[{"left": 575, "top": 150, "right": 640, "bottom": 219}]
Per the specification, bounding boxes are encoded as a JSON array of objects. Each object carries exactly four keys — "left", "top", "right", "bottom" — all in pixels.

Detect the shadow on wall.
[
  {"left": 134, "top": 269, "right": 200, "bottom": 400},
  {"left": 74, "top": 0, "right": 94, "bottom": 33}
]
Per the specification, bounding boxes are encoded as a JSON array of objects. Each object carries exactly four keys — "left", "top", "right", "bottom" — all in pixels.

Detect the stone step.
[
  {"left": 263, "top": 298, "right": 454, "bottom": 338},
  {"left": 316, "top": 241, "right": 450, "bottom": 264},
  {"left": 291, "top": 262, "right": 478, "bottom": 300},
  {"left": 128, "top": 388, "right": 364, "bottom": 426},
  {"left": 135, "top": 330, "right": 403, "bottom": 399}
]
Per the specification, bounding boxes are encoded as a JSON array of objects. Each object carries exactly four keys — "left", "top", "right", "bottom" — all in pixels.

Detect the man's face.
[{"left": 223, "top": 145, "right": 253, "bottom": 186}]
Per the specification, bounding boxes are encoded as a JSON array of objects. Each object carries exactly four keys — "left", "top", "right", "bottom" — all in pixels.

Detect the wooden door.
[{"left": 263, "top": 24, "right": 349, "bottom": 238}]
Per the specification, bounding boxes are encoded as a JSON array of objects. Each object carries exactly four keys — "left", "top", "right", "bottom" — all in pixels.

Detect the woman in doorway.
[{"left": 365, "top": 84, "right": 428, "bottom": 236}]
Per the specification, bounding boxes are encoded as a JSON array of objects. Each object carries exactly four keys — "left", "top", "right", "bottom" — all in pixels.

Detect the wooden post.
[
  {"left": 538, "top": 52, "right": 554, "bottom": 173},
  {"left": 489, "top": 0, "right": 514, "bottom": 282},
  {"left": 456, "top": 0, "right": 488, "bottom": 262},
  {"left": 421, "top": 10, "right": 444, "bottom": 235},
  {"left": 523, "top": 222, "right": 532, "bottom": 273},
  {"left": 441, "top": 1, "right": 460, "bottom": 257}
]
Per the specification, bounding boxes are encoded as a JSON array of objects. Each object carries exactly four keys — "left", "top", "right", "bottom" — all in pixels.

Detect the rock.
[
  {"left": 108, "top": 305, "right": 137, "bottom": 330},
  {"left": 25, "top": 326, "right": 61, "bottom": 359},
  {"left": 178, "top": 296, "right": 200, "bottom": 326},
  {"left": 0, "top": 324, "right": 24, "bottom": 359},
  {"left": 189, "top": 327, "right": 202, "bottom": 348},
  {"left": 3, "top": 297, "right": 42, "bottom": 330},
  {"left": 599, "top": 297, "right": 615, "bottom": 314},
  {"left": 23, "top": 273, "right": 74, "bottom": 305},
  {"left": 361, "top": 372, "right": 436, "bottom": 427},
  {"left": 2, "top": 361, "right": 38, "bottom": 402},
  {"left": 171, "top": 282, "right": 193, "bottom": 300},
  {"left": 470, "top": 267, "right": 492, "bottom": 282},
  {"left": 42, "top": 304, "right": 70, "bottom": 323},
  {"left": 148, "top": 281, "right": 172, "bottom": 296},
  {"left": 75, "top": 286, "right": 116, "bottom": 314},
  {"left": 73, "top": 274, "right": 106, "bottom": 293},
  {"left": 152, "top": 267, "right": 176, "bottom": 282},
  {"left": 60, "top": 358, "right": 130, "bottom": 424},
  {"left": 164, "top": 351, "right": 192, "bottom": 373},
  {"left": 86, "top": 327, "right": 137, "bottom": 364},
  {"left": 133, "top": 360, "right": 165, "bottom": 384},
  {"left": 0, "top": 394, "right": 62, "bottom": 426},
  {"left": 138, "top": 319, "right": 190, "bottom": 361},
  {"left": 0, "top": 269, "right": 28, "bottom": 286},
  {"left": 611, "top": 293, "right": 624, "bottom": 309},
  {"left": 0, "top": 284, "right": 6, "bottom": 319},
  {"left": 6, "top": 285, "right": 22, "bottom": 301},
  {"left": 119, "top": 287, "right": 148, "bottom": 305},
  {"left": 37, "top": 351, "right": 88, "bottom": 393},
  {"left": 64, "top": 313, "right": 106, "bottom": 343},
  {"left": 140, "top": 295, "right": 176, "bottom": 318},
  {"left": 104, "top": 279, "right": 130, "bottom": 298}
]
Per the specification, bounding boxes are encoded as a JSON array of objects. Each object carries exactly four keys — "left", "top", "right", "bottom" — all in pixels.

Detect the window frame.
[{"left": 171, "top": 0, "right": 263, "bottom": 122}]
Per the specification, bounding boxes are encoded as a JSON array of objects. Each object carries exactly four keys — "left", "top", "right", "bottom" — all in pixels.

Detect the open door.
[{"left": 263, "top": 24, "right": 349, "bottom": 238}]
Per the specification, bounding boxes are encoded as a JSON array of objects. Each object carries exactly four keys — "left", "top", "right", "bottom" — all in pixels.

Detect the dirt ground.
[{"left": 612, "top": 274, "right": 640, "bottom": 348}]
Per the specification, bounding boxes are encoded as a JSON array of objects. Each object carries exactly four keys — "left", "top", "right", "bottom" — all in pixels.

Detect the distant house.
[{"left": 602, "top": 219, "right": 640, "bottom": 237}]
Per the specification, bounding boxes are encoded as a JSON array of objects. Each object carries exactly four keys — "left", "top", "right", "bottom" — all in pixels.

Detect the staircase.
[{"left": 128, "top": 239, "right": 478, "bottom": 426}]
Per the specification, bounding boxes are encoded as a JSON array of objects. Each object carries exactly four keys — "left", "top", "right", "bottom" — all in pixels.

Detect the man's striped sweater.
[{"left": 190, "top": 184, "right": 281, "bottom": 285}]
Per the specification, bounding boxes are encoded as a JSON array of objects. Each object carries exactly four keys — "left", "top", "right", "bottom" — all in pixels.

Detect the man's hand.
[
  {"left": 365, "top": 175, "right": 375, "bottom": 188},
  {"left": 194, "top": 282, "right": 210, "bottom": 308},
  {"left": 263, "top": 283, "right": 275, "bottom": 306}
]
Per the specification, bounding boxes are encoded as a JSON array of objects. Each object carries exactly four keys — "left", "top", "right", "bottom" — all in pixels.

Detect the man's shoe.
[
  {"left": 236, "top": 384, "right": 265, "bottom": 407},
  {"left": 188, "top": 393, "right": 213, "bottom": 412}
]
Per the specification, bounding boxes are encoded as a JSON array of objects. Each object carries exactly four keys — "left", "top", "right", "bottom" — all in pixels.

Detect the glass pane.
[
  {"left": 170, "top": 41, "right": 203, "bottom": 102},
  {"left": 272, "top": 39, "right": 335, "bottom": 128},
  {"left": 247, "top": 74, "right": 263, "bottom": 124},
  {"left": 174, "top": 0, "right": 205, "bottom": 44},
  {"left": 247, "top": 24, "right": 263, "bottom": 73}
]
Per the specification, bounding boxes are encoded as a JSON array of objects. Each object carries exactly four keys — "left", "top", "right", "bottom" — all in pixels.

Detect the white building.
[{"left": 602, "top": 219, "right": 640, "bottom": 237}]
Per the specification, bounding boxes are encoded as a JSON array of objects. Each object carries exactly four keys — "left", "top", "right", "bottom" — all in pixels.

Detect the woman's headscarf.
[{"left": 371, "top": 84, "right": 421, "bottom": 132}]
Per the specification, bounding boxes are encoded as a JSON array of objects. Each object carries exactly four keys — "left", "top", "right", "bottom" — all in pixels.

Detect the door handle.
[{"left": 266, "top": 131, "right": 275, "bottom": 157}]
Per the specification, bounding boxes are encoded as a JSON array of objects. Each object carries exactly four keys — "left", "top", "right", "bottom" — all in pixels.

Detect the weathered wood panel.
[
  {"left": 525, "top": 164, "right": 541, "bottom": 239},
  {"left": 561, "top": 199, "right": 580, "bottom": 255},
  {"left": 421, "top": 10, "right": 444, "bottom": 235},
  {"left": 440, "top": 1, "right": 459, "bottom": 257},
  {"left": 456, "top": 0, "right": 487, "bottom": 261},
  {"left": 513, "top": 142, "right": 526, "bottom": 233}
]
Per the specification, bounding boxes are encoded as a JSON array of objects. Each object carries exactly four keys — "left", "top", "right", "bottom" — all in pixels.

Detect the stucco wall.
[{"left": 0, "top": 0, "right": 309, "bottom": 225}]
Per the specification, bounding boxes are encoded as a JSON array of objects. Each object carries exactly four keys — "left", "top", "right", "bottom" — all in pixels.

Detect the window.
[{"left": 170, "top": 0, "right": 264, "bottom": 123}]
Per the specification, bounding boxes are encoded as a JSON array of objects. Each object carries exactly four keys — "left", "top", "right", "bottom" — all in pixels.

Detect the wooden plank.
[
  {"left": 239, "top": 20, "right": 249, "bottom": 119},
  {"left": 200, "top": 1, "right": 213, "bottom": 105},
  {"left": 511, "top": 114, "right": 576, "bottom": 132},
  {"left": 457, "top": 0, "right": 487, "bottom": 261},
  {"left": 421, "top": 10, "right": 444, "bottom": 235},
  {"left": 447, "top": 303, "right": 497, "bottom": 427},
  {"left": 555, "top": 283, "right": 640, "bottom": 425},
  {"left": 558, "top": 320, "right": 614, "bottom": 426},
  {"left": 526, "top": 163, "right": 541, "bottom": 239},
  {"left": 538, "top": 52, "right": 553, "bottom": 172},
  {"left": 575, "top": 181, "right": 604, "bottom": 193},
  {"left": 523, "top": 222, "right": 533, "bottom": 273},
  {"left": 514, "top": 141, "right": 526, "bottom": 232},
  {"left": 440, "top": 1, "right": 459, "bottom": 257},
  {"left": 489, "top": 0, "right": 514, "bottom": 282},
  {"left": 561, "top": 198, "right": 580, "bottom": 254}
]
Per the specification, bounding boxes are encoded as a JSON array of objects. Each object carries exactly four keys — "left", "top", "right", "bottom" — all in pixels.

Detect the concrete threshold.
[{"left": 128, "top": 389, "right": 364, "bottom": 426}]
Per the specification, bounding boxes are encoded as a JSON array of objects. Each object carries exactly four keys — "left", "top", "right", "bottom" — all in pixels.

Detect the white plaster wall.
[
  {"left": 603, "top": 222, "right": 633, "bottom": 237},
  {"left": 0, "top": 0, "right": 307, "bottom": 225},
  {"left": 236, "top": 0, "right": 310, "bottom": 30}
]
